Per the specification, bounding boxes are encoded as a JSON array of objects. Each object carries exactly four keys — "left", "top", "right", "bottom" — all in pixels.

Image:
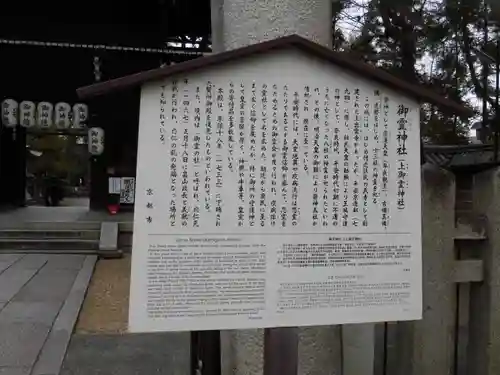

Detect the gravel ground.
[{"left": 76, "top": 256, "right": 131, "bottom": 334}]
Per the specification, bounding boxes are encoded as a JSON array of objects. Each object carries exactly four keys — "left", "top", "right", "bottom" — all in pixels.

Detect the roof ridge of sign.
[{"left": 77, "top": 34, "right": 472, "bottom": 117}]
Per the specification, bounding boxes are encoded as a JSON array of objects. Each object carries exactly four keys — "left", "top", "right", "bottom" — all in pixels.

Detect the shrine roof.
[{"left": 77, "top": 34, "right": 471, "bottom": 116}]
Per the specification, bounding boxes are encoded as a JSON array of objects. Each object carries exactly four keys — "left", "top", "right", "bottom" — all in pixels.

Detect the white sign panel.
[
  {"left": 120, "top": 177, "right": 136, "bottom": 204},
  {"left": 129, "top": 55, "right": 422, "bottom": 333},
  {"left": 108, "top": 177, "right": 122, "bottom": 194}
]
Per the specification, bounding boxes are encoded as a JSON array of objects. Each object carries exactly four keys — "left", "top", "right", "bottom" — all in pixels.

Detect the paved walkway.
[
  {"left": 0, "top": 254, "right": 96, "bottom": 375},
  {"left": 61, "top": 333, "right": 190, "bottom": 375}
]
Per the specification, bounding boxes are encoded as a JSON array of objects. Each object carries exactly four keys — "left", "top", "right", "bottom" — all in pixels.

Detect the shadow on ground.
[{"left": 61, "top": 333, "right": 190, "bottom": 375}]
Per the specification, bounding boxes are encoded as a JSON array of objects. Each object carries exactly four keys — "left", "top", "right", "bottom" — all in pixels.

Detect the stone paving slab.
[
  {"left": 43, "top": 255, "right": 86, "bottom": 270},
  {"left": 0, "top": 322, "right": 52, "bottom": 367},
  {"left": 61, "top": 333, "right": 190, "bottom": 375},
  {"left": 0, "top": 255, "right": 23, "bottom": 274},
  {"left": 0, "top": 366, "right": 31, "bottom": 375},
  {"left": 32, "top": 256, "right": 97, "bottom": 375},
  {"left": 13, "top": 269, "right": 78, "bottom": 303},
  {"left": 0, "top": 269, "right": 40, "bottom": 303},
  {"left": 18, "top": 255, "right": 49, "bottom": 270},
  {"left": 0, "top": 302, "right": 62, "bottom": 325},
  {"left": 0, "top": 254, "right": 97, "bottom": 375}
]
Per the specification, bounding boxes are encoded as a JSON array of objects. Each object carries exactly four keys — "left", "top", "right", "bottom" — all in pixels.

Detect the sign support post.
[
  {"left": 264, "top": 328, "right": 298, "bottom": 375},
  {"left": 191, "top": 331, "right": 221, "bottom": 375}
]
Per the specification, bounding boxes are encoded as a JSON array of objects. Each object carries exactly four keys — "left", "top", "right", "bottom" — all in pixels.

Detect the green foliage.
[
  {"left": 27, "top": 135, "right": 88, "bottom": 180},
  {"left": 334, "top": 0, "right": 500, "bottom": 144}
]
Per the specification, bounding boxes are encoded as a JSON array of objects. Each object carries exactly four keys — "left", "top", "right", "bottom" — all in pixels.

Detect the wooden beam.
[{"left": 452, "top": 260, "right": 484, "bottom": 283}]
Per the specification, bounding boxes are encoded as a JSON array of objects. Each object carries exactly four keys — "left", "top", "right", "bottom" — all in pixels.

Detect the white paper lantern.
[
  {"left": 54, "top": 102, "right": 71, "bottom": 129},
  {"left": 19, "top": 101, "right": 36, "bottom": 128},
  {"left": 1, "top": 99, "right": 18, "bottom": 128},
  {"left": 36, "top": 102, "right": 54, "bottom": 128},
  {"left": 88, "top": 127, "right": 105, "bottom": 155},
  {"left": 72, "top": 103, "right": 89, "bottom": 128}
]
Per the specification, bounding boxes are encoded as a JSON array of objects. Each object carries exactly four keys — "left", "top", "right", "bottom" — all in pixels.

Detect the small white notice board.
[{"left": 129, "top": 51, "right": 422, "bottom": 333}]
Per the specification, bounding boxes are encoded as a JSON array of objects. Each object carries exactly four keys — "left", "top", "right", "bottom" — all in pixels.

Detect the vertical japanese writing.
[
  {"left": 205, "top": 81, "right": 213, "bottom": 213},
  {"left": 342, "top": 88, "right": 351, "bottom": 227},
  {"left": 372, "top": 91, "right": 381, "bottom": 206},
  {"left": 322, "top": 87, "right": 330, "bottom": 227},
  {"left": 238, "top": 83, "right": 246, "bottom": 226},
  {"left": 281, "top": 85, "right": 289, "bottom": 228},
  {"left": 382, "top": 95, "right": 390, "bottom": 228},
  {"left": 249, "top": 83, "right": 257, "bottom": 227},
  {"left": 145, "top": 188, "right": 154, "bottom": 224},
  {"left": 312, "top": 87, "right": 320, "bottom": 227},
  {"left": 228, "top": 83, "right": 235, "bottom": 172},
  {"left": 180, "top": 80, "right": 190, "bottom": 227},
  {"left": 215, "top": 86, "right": 225, "bottom": 226},
  {"left": 181, "top": 128, "right": 189, "bottom": 227},
  {"left": 362, "top": 96, "right": 370, "bottom": 227},
  {"left": 260, "top": 84, "right": 268, "bottom": 227},
  {"left": 291, "top": 91, "right": 300, "bottom": 226},
  {"left": 270, "top": 84, "right": 279, "bottom": 227},
  {"left": 352, "top": 89, "right": 361, "bottom": 226},
  {"left": 332, "top": 88, "right": 341, "bottom": 226},
  {"left": 159, "top": 85, "right": 166, "bottom": 144},
  {"left": 169, "top": 80, "right": 179, "bottom": 227},
  {"left": 303, "top": 86, "right": 310, "bottom": 174},
  {"left": 397, "top": 104, "right": 409, "bottom": 211},
  {"left": 192, "top": 86, "right": 202, "bottom": 227}
]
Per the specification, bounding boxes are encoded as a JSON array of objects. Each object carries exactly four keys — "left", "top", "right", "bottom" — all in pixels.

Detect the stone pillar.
[
  {"left": 210, "top": 0, "right": 332, "bottom": 52},
  {"left": 214, "top": 0, "right": 335, "bottom": 373},
  {"left": 410, "top": 164, "right": 456, "bottom": 375},
  {"left": 388, "top": 164, "right": 456, "bottom": 375},
  {"left": 467, "top": 168, "right": 500, "bottom": 375}
]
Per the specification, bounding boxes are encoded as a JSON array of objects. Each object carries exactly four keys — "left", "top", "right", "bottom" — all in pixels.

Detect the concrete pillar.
[
  {"left": 210, "top": 0, "right": 332, "bottom": 52},
  {"left": 467, "top": 168, "right": 500, "bottom": 375}
]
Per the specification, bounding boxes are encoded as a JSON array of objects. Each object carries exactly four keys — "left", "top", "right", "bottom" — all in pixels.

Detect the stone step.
[
  {"left": 0, "top": 238, "right": 99, "bottom": 251},
  {"left": 0, "top": 221, "right": 102, "bottom": 231},
  {"left": 0, "top": 248, "right": 98, "bottom": 255},
  {"left": 0, "top": 229, "right": 100, "bottom": 240}
]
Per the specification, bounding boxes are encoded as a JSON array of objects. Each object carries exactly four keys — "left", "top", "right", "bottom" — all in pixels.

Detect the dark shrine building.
[{"left": 0, "top": 0, "right": 210, "bottom": 210}]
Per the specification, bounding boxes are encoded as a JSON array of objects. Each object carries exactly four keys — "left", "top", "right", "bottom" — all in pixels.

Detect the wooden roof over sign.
[{"left": 77, "top": 34, "right": 472, "bottom": 117}]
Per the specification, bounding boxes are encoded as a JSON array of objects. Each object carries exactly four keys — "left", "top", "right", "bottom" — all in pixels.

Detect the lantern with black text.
[
  {"left": 36, "top": 102, "right": 54, "bottom": 128},
  {"left": 88, "top": 127, "right": 104, "bottom": 155},
  {"left": 72, "top": 103, "right": 88, "bottom": 128},
  {"left": 1, "top": 99, "right": 18, "bottom": 128},
  {"left": 54, "top": 102, "right": 71, "bottom": 129},
  {"left": 19, "top": 101, "right": 36, "bottom": 128}
]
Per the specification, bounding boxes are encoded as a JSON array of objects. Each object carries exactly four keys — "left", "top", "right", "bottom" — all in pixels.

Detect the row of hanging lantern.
[
  {"left": 1, "top": 99, "right": 89, "bottom": 129},
  {"left": 2, "top": 99, "right": 104, "bottom": 156}
]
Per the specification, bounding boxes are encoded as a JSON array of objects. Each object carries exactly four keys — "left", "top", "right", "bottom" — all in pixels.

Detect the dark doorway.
[{"left": 26, "top": 133, "right": 90, "bottom": 207}]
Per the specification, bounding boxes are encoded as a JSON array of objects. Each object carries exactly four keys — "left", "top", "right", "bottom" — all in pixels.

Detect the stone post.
[
  {"left": 410, "top": 164, "right": 456, "bottom": 375},
  {"left": 212, "top": 0, "right": 335, "bottom": 373},
  {"left": 210, "top": 0, "right": 332, "bottom": 53},
  {"left": 467, "top": 168, "right": 500, "bottom": 375},
  {"left": 369, "top": 164, "right": 457, "bottom": 375}
]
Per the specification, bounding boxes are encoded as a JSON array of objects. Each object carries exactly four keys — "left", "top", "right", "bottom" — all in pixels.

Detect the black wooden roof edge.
[
  {"left": 77, "top": 34, "right": 472, "bottom": 117},
  {"left": 424, "top": 143, "right": 498, "bottom": 169}
]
